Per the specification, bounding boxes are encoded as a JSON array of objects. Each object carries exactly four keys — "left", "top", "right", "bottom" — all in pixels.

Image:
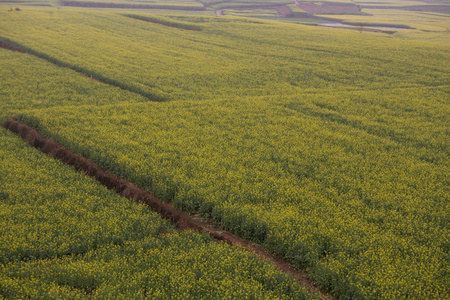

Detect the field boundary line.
[{"left": 2, "top": 117, "right": 334, "bottom": 300}]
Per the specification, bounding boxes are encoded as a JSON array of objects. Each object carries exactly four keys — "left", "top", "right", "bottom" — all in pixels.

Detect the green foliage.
[{"left": 64, "top": 0, "right": 203, "bottom": 6}]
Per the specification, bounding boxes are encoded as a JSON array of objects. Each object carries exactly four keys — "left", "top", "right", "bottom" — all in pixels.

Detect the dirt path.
[
  {"left": 0, "top": 40, "right": 27, "bottom": 53},
  {"left": 2, "top": 117, "right": 334, "bottom": 300}
]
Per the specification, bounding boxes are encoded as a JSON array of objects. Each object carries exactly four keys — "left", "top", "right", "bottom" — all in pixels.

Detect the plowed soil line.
[
  {"left": 2, "top": 118, "right": 333, "bottom": 300},
  {"left": 0, "top": 40, "right": 27, "bottom": 53}
]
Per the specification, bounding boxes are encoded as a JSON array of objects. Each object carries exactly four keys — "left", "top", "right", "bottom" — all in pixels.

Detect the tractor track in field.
[
  {"left": 0, "top": 39, "right": 161, "bottom": 102},
  {"left": 1, "top": 117, "right": 334, "bottom": 300},
  {"left": 0, "top": 40, "right": 27, "bottom": 53}
]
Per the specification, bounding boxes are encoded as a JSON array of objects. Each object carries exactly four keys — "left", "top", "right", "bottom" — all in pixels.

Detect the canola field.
[{"left": 0, "top": 6, "right": 449, "bottom": 300}]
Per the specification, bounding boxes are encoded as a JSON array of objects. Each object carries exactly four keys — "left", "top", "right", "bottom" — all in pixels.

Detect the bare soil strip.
[
  {"left": 0, "top": 40, "right": 27, "bottom": 53},
  {"left": 60, "top": 0, "right": 206, "bottom": 10},
  {"left": 2, "top": 117, "right": 333, "bottom": 300}
]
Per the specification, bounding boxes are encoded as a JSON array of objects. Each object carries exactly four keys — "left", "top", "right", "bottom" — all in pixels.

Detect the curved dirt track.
[{"left": 2, "top": 117, "right": 333, "bottom": 300}]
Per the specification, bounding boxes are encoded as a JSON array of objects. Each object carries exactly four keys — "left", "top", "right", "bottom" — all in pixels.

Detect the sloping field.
[
  {"left": 0, "top": 7, "right": 449, "bottom": 300},
  {"left": 3, "top": 117, "right": 331, "bottom": 297},
  {"left": 322, "top": 8, "right": 450, "bottom": 42},
  {"left": 1, "top": 10, "right": 447, "bottom": 99}
]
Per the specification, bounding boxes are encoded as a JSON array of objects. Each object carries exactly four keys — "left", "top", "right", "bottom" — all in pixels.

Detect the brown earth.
[
  {"left": 0, "top": 40, "right": 27, "bottom": 53},
  {"left": 2, "top": 117, "right": 334, "bottom": 300},
  {"left": 199, "top": 0, "right": 229, "bottom": 7}
]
